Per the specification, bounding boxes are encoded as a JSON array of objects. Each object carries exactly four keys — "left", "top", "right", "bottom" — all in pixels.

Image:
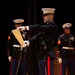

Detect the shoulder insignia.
[
  {"left": 8, "top": 36, "right": 11, "bottom": 40},
  {"left": 57, "top": 40, "right": 61, "bottom": 45}
]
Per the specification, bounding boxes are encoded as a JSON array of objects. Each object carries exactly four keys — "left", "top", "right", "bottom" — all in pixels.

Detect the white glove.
[
  {"left": 24, "top": 40, "right": 30, "bottom": 46},
  {"left": 20, "top": 42, "right": 30, "bottom": 50},
  {"left": 58, "top": 58, "right": 62, "bottom": 64},
  {"left": 8, "top": 56, "right": 12, "bottom": 62},
  {"left": 22, "top": 44, "right": 27, "bottom": 47},
  {"left": 17, "top": 26, "right": 25, "bottom": 31}
]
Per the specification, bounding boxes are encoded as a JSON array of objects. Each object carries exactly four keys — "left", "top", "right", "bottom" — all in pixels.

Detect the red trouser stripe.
[
  {"left": 60, "top": 63, "right": 62, "bottom": 75},
  {"left": 9, "top": 63, "right": 12, "bottom": 75},
  {"left": 47, "top": 56, "right": 50, "bottom": 75}
]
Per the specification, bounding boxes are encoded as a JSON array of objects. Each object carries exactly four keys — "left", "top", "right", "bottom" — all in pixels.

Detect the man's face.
[
  {"left": 15, "top": 23, "right": 22, "bottom": 28},
  {"left": 64, "top": 28, "right": 71, "bottom": 34},
  {"left": 43, "top": 13, "right": 54, "bottom": 23}
]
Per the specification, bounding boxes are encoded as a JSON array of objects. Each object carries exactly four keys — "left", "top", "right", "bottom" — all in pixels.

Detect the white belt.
[
  {"left": 13, "top": 45, "right": 21, "bottom": 47},
  {"left": 62, "top": 47, "right": 74, "bottom": 50}
]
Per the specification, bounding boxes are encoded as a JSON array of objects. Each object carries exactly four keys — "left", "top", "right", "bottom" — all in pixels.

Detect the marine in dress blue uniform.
[
  {"left": 18, "top": 8, "right": 58, "bottom": 75},
  {"left": 7, "top": 19, "right": 29, "bottom": 75},
  {"left": 57, "top": 23, "right": 75, "bottom": 75}
]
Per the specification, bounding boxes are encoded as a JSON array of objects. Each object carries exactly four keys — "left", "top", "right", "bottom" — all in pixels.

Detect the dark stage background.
[{"left": 0, "top": 0, "right": 75, "bottom": 75}]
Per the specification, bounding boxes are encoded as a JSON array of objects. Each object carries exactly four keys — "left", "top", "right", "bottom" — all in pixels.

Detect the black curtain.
[{"left": 25, "top": 0, "right": 41, "bottom": 75}]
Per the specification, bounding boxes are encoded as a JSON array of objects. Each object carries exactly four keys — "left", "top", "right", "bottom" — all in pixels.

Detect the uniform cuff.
[{"left": 26, "top": 26, "right": 29, "bottom": 30}]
